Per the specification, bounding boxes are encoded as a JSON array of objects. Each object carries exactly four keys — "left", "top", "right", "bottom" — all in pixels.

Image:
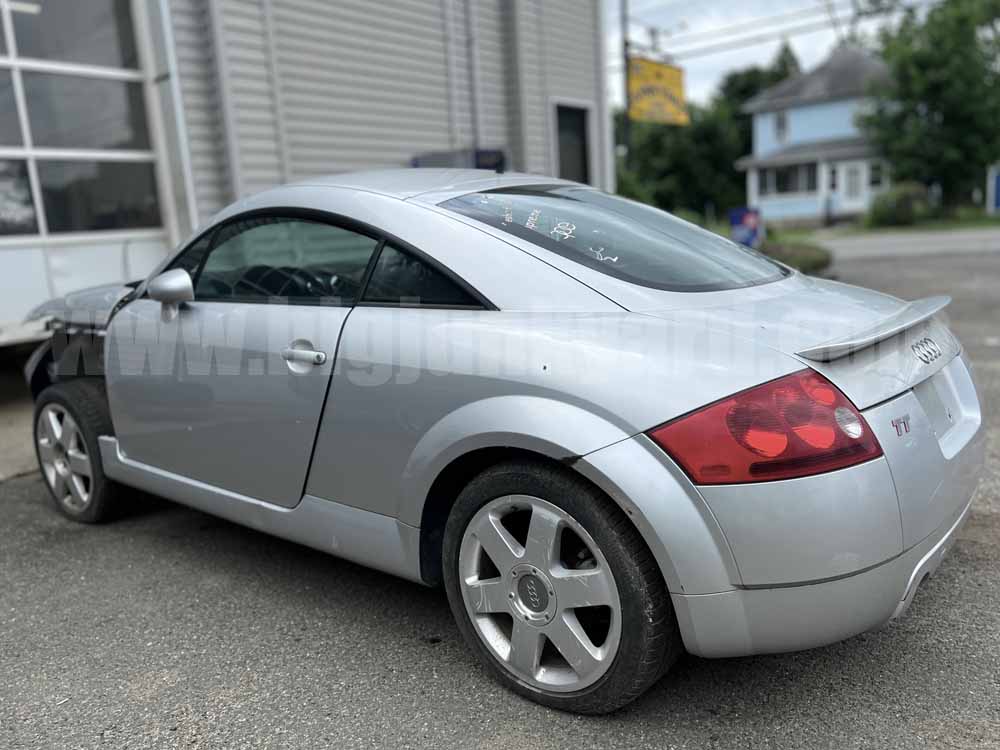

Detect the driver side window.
[{"left": 185, "top": 215, "right": 380, "bottom": 305}]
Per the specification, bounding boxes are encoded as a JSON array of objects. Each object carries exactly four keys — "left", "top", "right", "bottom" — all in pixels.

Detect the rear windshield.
[{"left": 440, "top": 186, "right": 788, "bottom": 292}]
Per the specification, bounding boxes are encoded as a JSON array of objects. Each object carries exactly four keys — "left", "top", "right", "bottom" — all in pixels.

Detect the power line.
[
  {"left": 629, "top": 0, "right": 719, "bottom": 17},
  {"left": 672, "top": 14, "right": 855, "bottom": 60},
  {"left": 656, "top": 2, "right": 854, "bottom": 50},
  {"left": 607, "top": 1, "right": 934, "bottom": 68},
  {"left": 825, "top": 0, "right": 845, "bottom": 40},
  {"left": 606, "top": 14, "right": 839, "bottom": 70},
  {"left": 669, "top": 0, "right": 935, "bottom": 59}
]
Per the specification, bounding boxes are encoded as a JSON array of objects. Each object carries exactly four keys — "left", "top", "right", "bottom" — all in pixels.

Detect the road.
[
  {"left": 815, "top": 224, "right": 1000, "bottom": 260},
  {"left": 2, "top": 252, "right": 998, "bottom": 749}
]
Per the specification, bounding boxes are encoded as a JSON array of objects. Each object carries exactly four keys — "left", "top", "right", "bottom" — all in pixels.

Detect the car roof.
[{"left": 288, "top": 168, "right": 580, "bottom": 200}]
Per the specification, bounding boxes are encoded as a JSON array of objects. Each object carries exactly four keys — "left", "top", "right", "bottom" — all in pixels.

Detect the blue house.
[{"left": 736, "top": 45, "right": 890, "bottom": 225}]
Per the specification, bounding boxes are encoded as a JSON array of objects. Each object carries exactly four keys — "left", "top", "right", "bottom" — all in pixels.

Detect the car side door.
[
  {"left": 305, "top": 240, "right": 493, "bottom": 516},
  {"left": 104, "top": 212, "right": 381, "bottom": 508}
]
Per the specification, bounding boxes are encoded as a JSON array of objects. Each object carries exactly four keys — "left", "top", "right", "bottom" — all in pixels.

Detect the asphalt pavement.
[
  {"left": 814, "top": 224, "right": 1000, "bottom": 260},
  {"left": 1, "top": 251, "right": 998, "bottom": 749}
]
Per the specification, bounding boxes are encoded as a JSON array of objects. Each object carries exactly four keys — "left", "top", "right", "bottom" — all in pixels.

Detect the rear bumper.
[
  {"left": 669, "top": 352, "right": 985, "bottom": 658},
  {"left": 673, "top": 493, "right": 975, "bottom": 658},
  {"left": 581, "top": 353, "right": 984, "bottom": 659}
]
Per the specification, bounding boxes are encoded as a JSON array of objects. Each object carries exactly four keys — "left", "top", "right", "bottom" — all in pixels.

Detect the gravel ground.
[{"left": 1, "top": 252, "right": 998, "bottom": 749}]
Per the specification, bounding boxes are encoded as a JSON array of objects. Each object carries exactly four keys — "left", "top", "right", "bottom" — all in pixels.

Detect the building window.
[
  {"left": 0, "top": 71, "right": 22, "bottom": 144},
  {"left": 829, "top": 165, "right": 837, "bottom": 190},
  {"left": 11, "top": 0, "right": 139, "bottom": 69},
  {"left": 22, "top": 74, "right": 150, "bottom": 150},
  {"left": 774, "top": 111, "right": 788, "bottom": 142},
  {"left": 38, "top": 161, "right": 161, "bottom": 232},
  {"left": 759, "top": 163, "right": 817, "bottom": 195},
  {"left": 869, "top": 162, "right": 883, "bottom": 187},
  {"left": 758, "top": 169, "right": 771, "bottom": 196},
  {"left": 0, "top": 0, "right": 161, "bottom": 237},
  {"left": 0, "top": 160, "right": 38, "bottom": 235},
  {"left": 805, "top": 163, "right": 818, "bottom": 191}
]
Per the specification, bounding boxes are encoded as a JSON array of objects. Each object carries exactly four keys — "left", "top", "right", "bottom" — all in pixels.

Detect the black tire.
[
  {"left": 33, "top": 378, "right": 121, "bottom": 524},
  {"left": 442, "top": 460, "right": 682, "bottom": 714}
]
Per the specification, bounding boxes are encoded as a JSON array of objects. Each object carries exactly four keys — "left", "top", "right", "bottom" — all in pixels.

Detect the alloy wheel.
[
  {"left": 458, "top": 495, "right": 622, "bottom": 692},
  {"left": 36, "top": 404, "right": 92, "bottom": 512}
]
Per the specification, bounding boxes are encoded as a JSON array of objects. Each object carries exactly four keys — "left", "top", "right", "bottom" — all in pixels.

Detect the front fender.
[{"left": 395, "top": 395, "right": 632, "bottom": 526}]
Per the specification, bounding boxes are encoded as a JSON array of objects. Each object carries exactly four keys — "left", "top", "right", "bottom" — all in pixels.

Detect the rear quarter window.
[{"left": 440, "top": 186, "right": 788, "bottom": 292}]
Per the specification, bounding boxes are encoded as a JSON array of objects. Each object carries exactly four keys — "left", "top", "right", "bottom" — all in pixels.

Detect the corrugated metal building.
[{"left": 0, "top": 0, "right": 611, "bottom": 344}]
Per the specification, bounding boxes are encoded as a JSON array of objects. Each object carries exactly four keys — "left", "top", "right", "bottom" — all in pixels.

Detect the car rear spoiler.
[{"left": 796, "top": 295, "right": 951, "bottom": 362}]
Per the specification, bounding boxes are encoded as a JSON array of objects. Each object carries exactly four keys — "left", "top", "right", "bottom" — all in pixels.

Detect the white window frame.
[
  {"left": 0, "top": 0, "right": 175, "bottom": 246},
  {"left": 548, "top": 97, "right": 600, "bottom": 188}
]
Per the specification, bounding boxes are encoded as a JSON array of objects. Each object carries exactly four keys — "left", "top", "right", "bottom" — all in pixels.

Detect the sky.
[{"left": 604, "top": 0, "right": 911, "bottom": 107}]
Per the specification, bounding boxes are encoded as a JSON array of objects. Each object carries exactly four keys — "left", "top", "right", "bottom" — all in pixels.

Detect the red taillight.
[{"left": 647, "top": 370, "right": 883, "bottom": 485}]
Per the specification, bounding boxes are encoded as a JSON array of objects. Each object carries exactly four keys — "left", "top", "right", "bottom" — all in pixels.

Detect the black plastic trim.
[{"left": 161, "top": 206, "right": 497, "bottom": 311}]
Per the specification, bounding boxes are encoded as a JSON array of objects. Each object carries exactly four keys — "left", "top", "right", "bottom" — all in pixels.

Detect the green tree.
[
  {"left": 771, "top": 41, "right": 803, "bottom": 79},
  {"left": 715, "top": 42, "right": 802, "bottom": 162},
  {"left": 860, "top": 0, "right": 1000, "bottom": 207},
  {"left": 617, "top": 43, "right": 802, "bottom": 216}
]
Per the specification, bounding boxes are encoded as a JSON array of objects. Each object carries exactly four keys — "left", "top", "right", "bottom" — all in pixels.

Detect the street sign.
[{"left": 627, "top": 58, "right": 690, "bottom": 126}]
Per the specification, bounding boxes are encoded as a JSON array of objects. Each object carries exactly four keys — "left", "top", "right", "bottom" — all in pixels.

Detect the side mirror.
[{"left": 147, "top": 269, "right": 194, "bottom": 305}]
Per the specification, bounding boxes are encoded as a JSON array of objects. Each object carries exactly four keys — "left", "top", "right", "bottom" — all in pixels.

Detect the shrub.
[
  {"left": 866, "top": 181, "right": 928, "bottom": 227},
  {"left": 760, "top": 240, "right": 832, "bottom": 275},
  {"left": 671, "top": 208, "right": 704, "bottom": 227}
]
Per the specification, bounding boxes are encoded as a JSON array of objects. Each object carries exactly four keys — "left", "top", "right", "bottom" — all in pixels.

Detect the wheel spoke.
[
  {"left": 523, "top": 505, "right": 562, "bottom": 569},
  {"left": 67, "top": 475, "right": 88, "bottom": 508},
  {"left": 508, "top": 620, "right": 542, "bottom": 677},
  {"left": 552, "top": 567, "right": 615, "bottom": 609},
  {"left": 472, "top": 512, "right": 522, "bottom": 572},
  {"left": 50, "top": 473, "right": 68, "bottom": 502},
  {"left": 546, "top": 612, "right": 602, "bottom": 679},
  {"left": 466, "top": 579, "right": 510, "bottom": 614},
  {"left": 67, "top": 448, "right": 91, "bottom": 478},
  {"left": 37, "top": 439, "right": 57, "bottom": 464},
  {"left": 60, "top": 415, "right": 79, "bottom": 450},
  {"left": 43, "top": 409, "right": 62, "bottom": 444}
]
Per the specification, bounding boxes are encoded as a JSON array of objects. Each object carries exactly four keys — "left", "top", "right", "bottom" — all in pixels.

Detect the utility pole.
[
  {"left": 621, "top": 0, "right": 631, "bottom": 170},
  {"left": 826, "top": 0, "right": 844, "bottom": 40}
]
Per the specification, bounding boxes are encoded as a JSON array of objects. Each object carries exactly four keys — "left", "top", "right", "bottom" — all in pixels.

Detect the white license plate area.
[{"left": 912, "top": 356, "right": 980, "bottom": 459}]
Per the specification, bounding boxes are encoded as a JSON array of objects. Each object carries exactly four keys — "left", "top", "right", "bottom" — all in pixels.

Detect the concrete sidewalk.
[
  {"left": 0, "top": 354, "right": 36, "bottom": 481},
  {"left": 814, "top": 225, "right": 1000, "bottom": 261}
]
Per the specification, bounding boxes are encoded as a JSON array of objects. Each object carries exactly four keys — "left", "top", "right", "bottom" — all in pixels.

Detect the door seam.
[{"left": 297, "top": 306, "right": 355, "bottom": 504}]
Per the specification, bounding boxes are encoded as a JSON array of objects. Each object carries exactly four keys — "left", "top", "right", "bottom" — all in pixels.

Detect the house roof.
[
  {"left": 743, "top": 45, "right": 889, "bottom": 114},
  {"left": 735, "top": 136, "right": 873, "bottom": 170}
]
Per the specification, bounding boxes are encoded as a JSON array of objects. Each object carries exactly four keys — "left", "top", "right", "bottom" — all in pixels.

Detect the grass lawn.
[{"left": 694, "top": 220, "right": 832, "bottom": 274}]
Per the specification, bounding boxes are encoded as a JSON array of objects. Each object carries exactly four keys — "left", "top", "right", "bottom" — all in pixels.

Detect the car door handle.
[{"left": 281, "top": 347, "right": 327, "bottom": 366}]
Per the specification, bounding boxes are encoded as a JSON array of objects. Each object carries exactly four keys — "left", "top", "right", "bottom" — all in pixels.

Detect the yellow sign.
[{"left": 628, "top": 57, "right": 689, "bottom": 126}]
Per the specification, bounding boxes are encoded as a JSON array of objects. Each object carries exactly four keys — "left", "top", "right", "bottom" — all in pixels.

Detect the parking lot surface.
[{"left": 2, "top": 252, "right": 998, "bottom": 749}]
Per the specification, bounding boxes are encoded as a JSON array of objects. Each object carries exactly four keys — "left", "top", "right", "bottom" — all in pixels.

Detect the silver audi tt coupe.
[{"left": 25, "top": 169, "right": 984, "bottom": 713}]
